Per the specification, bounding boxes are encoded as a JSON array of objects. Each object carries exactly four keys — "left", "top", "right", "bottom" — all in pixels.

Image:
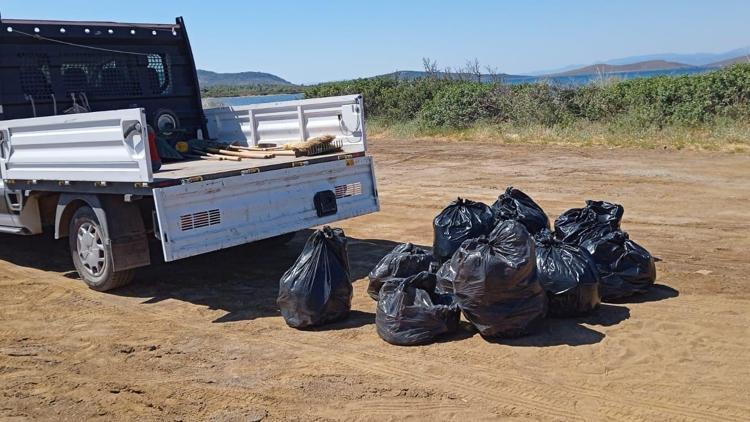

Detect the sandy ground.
[{"left": 1, "top": 139, "right": 749, "bottom": 421}]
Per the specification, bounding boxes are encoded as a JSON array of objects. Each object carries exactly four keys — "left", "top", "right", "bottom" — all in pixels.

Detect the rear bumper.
[{"left": 152, "top": 156, "right": 379, "bottom": 261}]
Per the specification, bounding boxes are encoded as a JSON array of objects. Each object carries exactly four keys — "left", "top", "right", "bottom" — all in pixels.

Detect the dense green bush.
[
  {"left": 483, "top": 84, "right": 576, "bottom": 126},
  {"left": 304, "top": 78, "right": 398, "bottom": 118},
  {"left": 419, "top": 82, "right": 492, "bottom": 128},
  {"left": 304, "top": 65, "right": 750, "bottom": 130},
  {"left": 380, "top": 78, "right": 444, "bottom": 121}
]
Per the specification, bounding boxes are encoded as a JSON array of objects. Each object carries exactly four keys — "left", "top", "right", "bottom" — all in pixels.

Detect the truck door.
[
  {"left": 0, "top": 180, "right": 19, "bottom": 228},
  {"left": 0, "top": 131, "right": 22, "bottom": 229}
]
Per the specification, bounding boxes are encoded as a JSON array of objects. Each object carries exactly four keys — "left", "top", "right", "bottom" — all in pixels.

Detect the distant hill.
[
  {"left": 526, "top": 64, "right": 585, "bottom": 76},
  {"left": 527, "top": 46, "right": 750, "bottom": 75},
  {"left": 602, "top": 47, "right": 750, "bottom": 67},
  {"left": 706, "top": 55, "right": 750, "bottom": 68},
  {"left": 376, "top": 70, "right": 520, "bottom": 83},
  {"left": 551, "top": 60, "right": 694, "bottom": 77},
  {"left": 197, "top": 70, "right": 292, "bottom": 86}
]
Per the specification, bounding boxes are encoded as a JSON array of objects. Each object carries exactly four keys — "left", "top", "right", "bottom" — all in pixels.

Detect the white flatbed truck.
[{"left": 0, "top": 16, "right": 379, "bottom": 290}]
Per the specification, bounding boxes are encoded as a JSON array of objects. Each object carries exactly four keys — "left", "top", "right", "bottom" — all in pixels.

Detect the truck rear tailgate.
[{"left": 153, "top": 155, "right": 378, "bottom": 261}]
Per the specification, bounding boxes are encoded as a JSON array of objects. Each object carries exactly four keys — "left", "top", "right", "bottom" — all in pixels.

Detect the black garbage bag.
[
  {"left": 435, "top": 259, "right": 456, "bottom": 294},
  {"left": 534, "top": 229, "right": 601, "bottom": 317},
  {"left": 367, "top": 243, "right": 436, "bottom": 300},
  {"left": 277, "top": 226, "right": 352, "bottom": 328},
  {"left": 491, "top": 186, "right": 550, "bottom": 235},
  {"left": 376, "top": 271, "right": 460, "bottom": 346},
  {"left": 433, "top": 197, "right": 494, "bottom": 263},
  {"left": 442, "top": 220, "right": 547, "bottom": 338},
  {"left": 581, "top": 231, "right": 656, "bottom": 300},
  {"left": 554, "top": 200, "right": 624, "bottom": 245}
]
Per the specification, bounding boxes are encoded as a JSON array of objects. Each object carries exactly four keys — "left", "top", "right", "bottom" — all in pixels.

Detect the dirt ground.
[{"left": 1, "top": 139, "right": 749, "bottom": 421}]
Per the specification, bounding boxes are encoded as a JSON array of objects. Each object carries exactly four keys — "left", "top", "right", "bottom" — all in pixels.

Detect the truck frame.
[{"left": 0, "top": 16, "right": 379, "bottom": 290}]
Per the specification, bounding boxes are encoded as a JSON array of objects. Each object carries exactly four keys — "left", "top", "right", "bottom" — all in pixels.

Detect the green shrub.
[
  {"left": 304, "top": 77, "right": 398, "bottom": 118},
  {"left": 304, "top": 64, "right": 750, "bottom": 131},
  {"left": 418, "top": 82, "right": 493, "bottom": 128},
  {"left": 483, "top": 84, "right": 576, "bottom": 126},
  {"left": 201, "top": 84, "right": 302, "bottom": 97},
  {"left": 380, "top": 78, "right": 445, "bottom": 121}
]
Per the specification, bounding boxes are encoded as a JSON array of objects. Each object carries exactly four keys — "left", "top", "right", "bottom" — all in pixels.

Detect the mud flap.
[{"left": 98, "top": 196, "right": 150, "bottom": 272}]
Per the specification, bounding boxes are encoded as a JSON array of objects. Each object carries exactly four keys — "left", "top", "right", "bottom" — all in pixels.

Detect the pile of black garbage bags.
[{"left": 277, "top": 187, "right": 656, "bottom": 347}]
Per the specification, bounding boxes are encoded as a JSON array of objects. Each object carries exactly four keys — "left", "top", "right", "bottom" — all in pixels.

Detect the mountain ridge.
[
  {"left": 197, "top": 69, "right": 293, "bottom": 86},
  {"left": 376, "top": 70, "right": 520, "bottom": 82},
  {"left": 528, "top": 46, "right": 750, "bottom": 75},
  {"left": 706, "top": 55, "right": 750, "bottom": 68},
  {"left": 549, "top": 60, "right": 695, "bottom": 77},
  {"left": 603, "top": 47, "right": 750, "bottom": 67}
]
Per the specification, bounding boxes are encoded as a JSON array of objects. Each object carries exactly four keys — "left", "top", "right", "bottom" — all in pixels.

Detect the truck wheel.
[{"left": 69, "top": 206, "right": 134, "bottom": 291}]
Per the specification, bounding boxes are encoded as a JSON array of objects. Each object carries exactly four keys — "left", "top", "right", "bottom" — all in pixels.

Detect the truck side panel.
[
  {"left": 153, "top": 156, "right": 379, "bottom": 261},
  {"left": 0, "top": 108, "right": 152, "bottom": 183},
  {"left": 204, "top": 94, "right": 365, "bottom": 148}
]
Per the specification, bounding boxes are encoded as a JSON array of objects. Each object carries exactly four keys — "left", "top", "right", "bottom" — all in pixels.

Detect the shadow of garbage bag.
[
  {"left": 604, "top": 283, "right": 677, "bottom": 305},
  {"left": 487, "top": 304, "right": 631, "bottom": 347},
  {"left": 534, "top": 229, "right": 601, "bottom": 317},
  {"left": 440, "top": 220, "right": 548, "bottom": 339},
  {"left": 277, "top": 226, "right": 352, "bottom": 329},
  {"left": 376, "top": 271, "right": 460, "bottom": 346},
  {"left": 367, "top": 243, "right": 436, "bottom": 301},
  {"left": 491, "top": 186, "right": 550, "bottom": 235},
  {"left": 432, "top": 197, "right": 494, "bottom": 264}
]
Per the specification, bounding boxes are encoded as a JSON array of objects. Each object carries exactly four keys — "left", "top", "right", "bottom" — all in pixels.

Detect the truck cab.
[{"left": 0, "top": 16, "right": 379, "bottom": 290}]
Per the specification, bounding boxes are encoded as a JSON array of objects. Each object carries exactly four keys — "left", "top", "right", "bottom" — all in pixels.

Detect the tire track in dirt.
[
  {"left": 246, "top": 316, "right": 740, "bottom": 421},
  {"left": 5, "top": 267, "right": 748, "bottom": 421},
  {"left": 263, "top": 335, "right": 747, "bottom": 422},
  {"left": 19, "top": 281, "right": 574, "bottom": 421}
]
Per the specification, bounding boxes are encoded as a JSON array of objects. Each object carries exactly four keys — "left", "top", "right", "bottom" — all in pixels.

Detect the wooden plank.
[
  {"left": 205, "top": 147, "right": 275, "bottom": 159},
  {"left": 153, "top": 149, "right": 361, "bottom": 182}
]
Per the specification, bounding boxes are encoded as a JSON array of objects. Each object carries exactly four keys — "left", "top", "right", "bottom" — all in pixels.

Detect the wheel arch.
[
  {"left": 56, "top": 193, "right": 150, "bottom": 272},
  {"left": 55, "top": 194, "right": 109, "bottom": 240}
]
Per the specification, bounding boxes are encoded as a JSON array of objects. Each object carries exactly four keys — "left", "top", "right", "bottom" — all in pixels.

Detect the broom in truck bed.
[
  {"left": 284, "top": 135, "right": 342, "bottom": 156},
  {"left": 188, "top": 139, "right": 275, "bottom": 160},
  {"left": 229, "top": 135, "right": 342, "bottom": 157},
  {"left": 190, "top": 135, "right": 342, "bottom": 159}
]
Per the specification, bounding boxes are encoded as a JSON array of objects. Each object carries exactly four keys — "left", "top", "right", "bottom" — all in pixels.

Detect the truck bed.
[
  {"left": 151, "top": 95, "right": 368, "bottom": 185},
  {"left": 153, "top": 147, "right": 361, "bottom": 184},
  {"left": 0, "top": 95, "right": 366, "bottom": 187}
]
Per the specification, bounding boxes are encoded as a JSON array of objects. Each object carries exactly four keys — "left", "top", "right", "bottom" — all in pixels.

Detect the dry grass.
[{"left": 366, "top": 119, "right": 750, "bottom": 152}]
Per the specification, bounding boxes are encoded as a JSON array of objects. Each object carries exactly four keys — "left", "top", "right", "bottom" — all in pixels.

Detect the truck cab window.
[
  {"left": 18, "top": 54, "right": 52, "bottom": 99},
  {"left": 98, "top": 59, "right": 141, "bottom": 97},
  {"left": 146, "top": 53, "right": 171, "bottom": 95},
  {"left": 61, "top": 66, "right": 89, "bottom": 94}
]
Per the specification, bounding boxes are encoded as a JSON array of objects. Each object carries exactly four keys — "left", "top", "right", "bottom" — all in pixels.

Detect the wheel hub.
[{"left": 76, "top": 222, "right": 105, "bottom": 277}]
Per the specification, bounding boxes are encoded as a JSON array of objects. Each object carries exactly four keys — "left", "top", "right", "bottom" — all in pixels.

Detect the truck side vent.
[
  {"left": 334, "top": 182, "right": 363, "bottom": 198},
  {"left": 180, "top": 209, "right": 221, "bottom": 231}
]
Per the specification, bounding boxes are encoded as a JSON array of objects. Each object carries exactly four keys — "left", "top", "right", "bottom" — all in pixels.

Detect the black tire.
[{"left": 68, "top": 206, "right": 134, "bottom": 291}]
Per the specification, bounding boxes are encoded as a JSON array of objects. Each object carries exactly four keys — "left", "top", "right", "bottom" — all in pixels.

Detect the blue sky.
[{"left": 2, "top": 0, "right": 748, "bottom": 83}]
